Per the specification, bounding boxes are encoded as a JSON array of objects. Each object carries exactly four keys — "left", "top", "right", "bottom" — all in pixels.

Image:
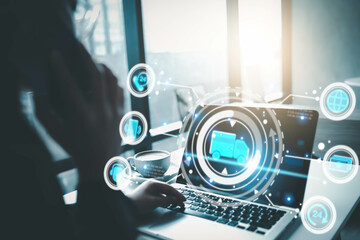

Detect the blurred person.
[{"left": 1, "top": 0, "right": 185, "bottom": 239}]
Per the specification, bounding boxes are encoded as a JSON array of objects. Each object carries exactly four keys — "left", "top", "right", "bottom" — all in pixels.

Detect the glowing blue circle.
[{"left": 326, "top": 89, "right": 349, "bottom": 113}]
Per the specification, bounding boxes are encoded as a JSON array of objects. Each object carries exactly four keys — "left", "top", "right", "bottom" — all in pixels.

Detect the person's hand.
[
  {"left": 35, "top": 43, "right": 124, "bottom": 182},
  {"left": 127, "top": 180, "right": 186, "bottom": 215}
]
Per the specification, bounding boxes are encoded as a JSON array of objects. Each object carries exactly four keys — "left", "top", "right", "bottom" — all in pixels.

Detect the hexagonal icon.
[{"left": 210, "top": 131, "right": 249, "bottom": 165}]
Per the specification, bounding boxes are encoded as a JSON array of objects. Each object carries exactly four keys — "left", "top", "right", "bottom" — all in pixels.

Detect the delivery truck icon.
[{"left": 209, "top": 130, "right": 249, "bottom": 165}]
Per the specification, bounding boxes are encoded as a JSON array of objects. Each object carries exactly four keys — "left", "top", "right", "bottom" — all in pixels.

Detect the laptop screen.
[{"left": 176, "top": 104, "right": 318, "bottom": 209}]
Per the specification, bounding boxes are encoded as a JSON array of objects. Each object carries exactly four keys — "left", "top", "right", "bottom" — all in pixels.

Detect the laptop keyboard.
[{"left": 166, "top": 187, "right": 287, "bottom": 235}]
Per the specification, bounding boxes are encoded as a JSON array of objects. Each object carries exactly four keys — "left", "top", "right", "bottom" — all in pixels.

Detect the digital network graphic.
[
  {"left": 127, "top": 63, "right": 156, "bottom": 98},
  {"left": 322, "top": 145, "right": 359, "bottom": 184},
  {"left": 320, "top": 82, "right": 356, "bottom": 121},
  {"left": 119, "top": 111, "right": 148, "bottom": 145},
  {"left": 210, "top": 130, "right": 249, "bottom": 165},
  {"left": 176, "top": 88, "right": 285, "bottom": 208},
  {"left": 105, "top": 61, "right": 359, "bottom": 235},
  {"left": 301, "top": 196, "right": 337, "bottom": 234},
  {"left": 104, "top": 157, "right": 132, "bottom": 191}
]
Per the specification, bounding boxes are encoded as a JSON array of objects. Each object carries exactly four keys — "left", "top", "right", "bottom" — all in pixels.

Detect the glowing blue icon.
[
  {"left": 329, "top": 154, "right": 352, "bottom": 173},
  {"left": 209, "top": 131, "right": 249, "bottom": 164},
  {"left": 124, "top": 119, "right": 142, "bottom": 138},
  {"left": 109, "top": 163, "right": 125, "bottom": 182},
  {"left": 133, "top": 71, "right": 148, "bottom": 91},
  {"left": 307, "top": 203, "right": 329, "bottom": 226},
  {"left": 326, "top": 89, "right": 350, "bottom": 113}
]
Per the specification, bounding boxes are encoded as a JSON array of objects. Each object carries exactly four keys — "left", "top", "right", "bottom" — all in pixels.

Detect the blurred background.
[{"left": 62, "top": 0, "right": 360, "bottom": 197}]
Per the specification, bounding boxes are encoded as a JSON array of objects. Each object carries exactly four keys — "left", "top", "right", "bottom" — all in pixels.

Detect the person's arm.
[
  {"left": 35, "top": 45, "right": 185, "bottom": 237},
  {"left": 4, "top": 0, "right": 184, "bottom": 237},
  {"left": 76, "top": 179, "right": 138, "bottom": 239}
]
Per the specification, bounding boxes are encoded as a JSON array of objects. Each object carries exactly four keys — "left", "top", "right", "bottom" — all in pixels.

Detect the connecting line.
[
  {"left": 265, "top": 195, "right": 276, "bottom": 207},
  {"left": 284, "top": 154, "right": 319, "bottom": 161},
  {"left": 149, "top": 129, "right": 179, "bottom": 138},
  {"left": 157, "top": 81, "right": 200, "bottom": 100},
  {"left": 166, "top": 173, "right": 183, "bottom": 183},
  {"left": 265, "top": 195, "right": 299, "bottom": 212},
  {"left": 279, "top": 94, "right": 318, "bottom": 104}
]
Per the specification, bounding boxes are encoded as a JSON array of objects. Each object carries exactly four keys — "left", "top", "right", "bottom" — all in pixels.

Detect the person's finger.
[
  {"left": 152, "top": 181, "right": 186, "bottom": 203},
  {"left": 51, "top": 51, "right": 90, "bottom": 120}
]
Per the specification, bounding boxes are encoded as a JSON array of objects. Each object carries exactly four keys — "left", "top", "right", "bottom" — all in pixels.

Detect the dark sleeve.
[
  {"left": 4, "top": 136, "right": 138, "bottom": 239},
  {"left": 77, "top": 180, "right": 138, "bottom": 239}
]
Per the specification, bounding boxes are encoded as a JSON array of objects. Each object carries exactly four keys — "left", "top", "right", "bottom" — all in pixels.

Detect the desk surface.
[{"left": 314, "top": 118, "right": 360, "bottom": 156}]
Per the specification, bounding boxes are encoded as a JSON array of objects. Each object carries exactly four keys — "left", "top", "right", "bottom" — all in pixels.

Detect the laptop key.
[
  {"left": 253, "top": 222, "right": 272, "bottom": 229},
  {"left": 172, "top": 188, "right": 284, "bottom": 231},
  {"left": 233, "top": 211, "right": 241, "bottom": 216},
  {"left": 207, "top": 210, "right": 215, "bottom": 214},
  {"left": 222, "top": 214, "right": 231, "bottom": 219},
  {"left": 240, "top": 218, "right": 250, "bottom": 224},
  {"left": 247, "top": 226, "right": 257, "bottom": 232},
  {"left": 198, "top": 208, "right": 206, "bottom": 213},
  {"left": 211, "top": 196, "right": 219, "bottom": 201},
  {"left": 216, "top": 207, "right": 224, "bottom": 212},
  {"left": 208, "top": 205, "right": 216, "bottom": 210},
  {"left": 227, "top": 221, "right": 238, "bottom": 227},
  {"left": 216, "top": 218, "right": 229, "bottom": 224},
  {"left": 182, "top": 209, "right": 218, "bottom": 221},
  {"left": 190, "top": 206, "right": 199, "bottom": 211}
]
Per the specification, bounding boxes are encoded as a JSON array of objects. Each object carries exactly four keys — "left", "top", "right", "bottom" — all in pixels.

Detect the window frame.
[{"left": 122, "top": 0, "right": 292, "bottom": 151}]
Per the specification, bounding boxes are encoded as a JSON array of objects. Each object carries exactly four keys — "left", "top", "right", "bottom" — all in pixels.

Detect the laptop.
[{"left": 139, "top": 104, "right": 319, "bottom": 240}]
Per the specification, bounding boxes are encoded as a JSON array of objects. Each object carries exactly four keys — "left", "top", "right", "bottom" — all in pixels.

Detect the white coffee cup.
[{"left": 128, "top": 150, "right": 171, "bottom": 178}]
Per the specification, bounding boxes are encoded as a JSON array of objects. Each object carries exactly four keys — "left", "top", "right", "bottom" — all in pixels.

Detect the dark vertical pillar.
[{"left": 123, "top": 0, "right": 151, "bottom": 151}]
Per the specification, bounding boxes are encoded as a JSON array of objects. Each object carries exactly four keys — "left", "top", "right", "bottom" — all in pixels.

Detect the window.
[
  {"left": 74, "top": 0, "right": 283, "bottom": 149},
  {"left": 142, "top": 0, "right": 229, "bottom": 128},
  {"left": 142, "top": 0, "right": 282, "bottom": 131},
  {"left": 74, "top": 0, "right": 130, "bottom": 113},
  {"left": 238, "top": 0, "right": 282, "bottom": 100}
]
